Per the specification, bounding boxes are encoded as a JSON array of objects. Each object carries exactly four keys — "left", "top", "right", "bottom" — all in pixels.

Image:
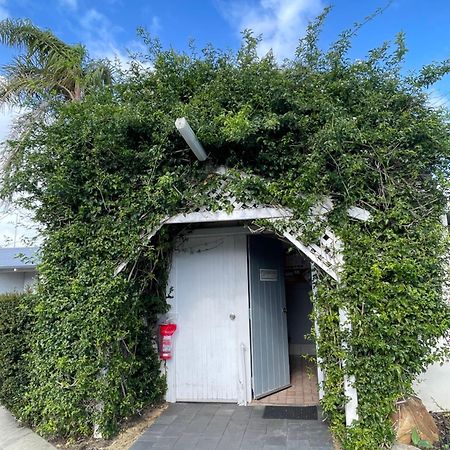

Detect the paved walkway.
[
  {"left": 131, "top": 403, "right": 334, "bottom": 450},
  {"left": 0, "top": 406, "right": 55, "bottom": 450}
]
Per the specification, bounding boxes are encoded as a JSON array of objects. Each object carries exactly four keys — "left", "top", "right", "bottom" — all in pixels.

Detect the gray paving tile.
[
  {"left": 172, "top": 442, "right": 198, "bottom": 450},
  {"left": 243, "top": 429, "right": 265, "bottom": 440},
  {"left": 209, "top": 415, "right": 231, "bottom": 426},
  {"left": 225, "top": 420, "right": 248, "bottom": 433},
  {"left": 172, "top": 433, "right": 200, "bottom": 449},
  {"left": 163, "top": 422, "right": 188, "bottom": 436},
  {"left": 215, "top": 405, "right": 238, "bottom": 416},
  {"left": 199, "top": 404, "right": 221, "bottom": 415},
  {"left": 184, "top": 417, "right": 211, "bottom": 434},
  {"left": 196, "top": 437, "right": 221, "bottom": 449},
  {"left": 287, "top": 439, "right": 311, "bottom": 449},
  {"left": 130, "top": 441, "right": 156, "bottom": 449},
  {"left": 154, "top": 413, "right": 177, "bottom": 425},
  {"left": 154, "top": 436, "right": 178, "bottom": 448},
  {"left": 133, "top": 404, "right": 333, "bottom": 450},
  {"left": 170, "top": 416, "right": 193, "bottom": 427},
  {"left": 310, "top": 441, "right": 334, "bottom": 448},
  {"left": 240, "top": 439, "right": 265, "bottom": 450},
  {"left": 246, "top": 420, "right": 267, "bottom": 432},
  {"left": 232, "top": 409, "right": 252, "bottom": 420},
  {"left": 217, "top": 439, "right": 243, "bottom": 450},
  {"left": 136, "top": 432, "right": 159, "bottom": 443},
  {"left": 264, "top": 434, "right": 287, "bottom": 446},
  {"left": 204, "top": 423, "right": 228, "bottom": 437},
  {"left": 165, "top": 403, "right": 187, "bottom": 414},
  {"left": 142, "top": 423, "right": 168, "bottom": 435}
]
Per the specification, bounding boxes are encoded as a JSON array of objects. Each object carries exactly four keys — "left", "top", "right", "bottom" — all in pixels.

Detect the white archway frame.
[{"left": 138, "top": 200, "right": 367, "bottom": 426}]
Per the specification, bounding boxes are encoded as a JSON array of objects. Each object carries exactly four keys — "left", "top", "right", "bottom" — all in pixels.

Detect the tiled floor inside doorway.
[{"left": 253, "top": 356, "right": 319, "bottom": 406}]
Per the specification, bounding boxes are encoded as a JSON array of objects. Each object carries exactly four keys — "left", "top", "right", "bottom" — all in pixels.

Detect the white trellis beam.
[
  {"left": 282, "top": 231, "right": 339, "bottom": 281},
  {"left": 339, "top": 307, "right": 359, "bottom": 426}
]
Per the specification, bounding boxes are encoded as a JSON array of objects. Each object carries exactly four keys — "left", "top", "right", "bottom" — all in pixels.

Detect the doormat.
[{"left": 262, "top": 406, "right": 318, "bottom": 420}]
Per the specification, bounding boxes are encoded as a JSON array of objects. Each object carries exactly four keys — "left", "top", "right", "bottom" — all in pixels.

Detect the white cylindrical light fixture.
[{"left": 175, "top": 117, "right": 208, "bottom": 161}]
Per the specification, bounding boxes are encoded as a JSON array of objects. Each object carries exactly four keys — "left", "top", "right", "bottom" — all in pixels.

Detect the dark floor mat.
[{"left": 262, "top": 405, "right": 318, "bottom": 420}]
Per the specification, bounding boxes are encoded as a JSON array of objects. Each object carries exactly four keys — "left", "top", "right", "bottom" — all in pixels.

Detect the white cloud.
[
  {"left": 150, "top": 16, "right": 161, "bottom": 35},
  {"left": 79, "top": 9, "right": 125, "bottom": 60},
  {"left": 77, "top": 8, "right": 136, "bottom": 70},
  {"left": 77, "top": 8, "right": 158, "bottom": 71},
  {"left": 58, "top": 0, "right": 78, "bottom": 10},
  {"left": 219, "top": 0, "right": 323, "bottom": 60},
  {"left": 0, "top": 106, "right": 24, "bottom": 143},
  {"left": 0, "top": 0, "right": 9, "bottom": 20},
  {"left": 427, "top": 88, "right": 450, "bottom": 110}
]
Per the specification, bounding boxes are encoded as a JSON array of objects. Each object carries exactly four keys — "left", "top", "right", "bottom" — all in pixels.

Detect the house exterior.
[{"left": 0, "top": 247, "right": 38, "bottom": 294}]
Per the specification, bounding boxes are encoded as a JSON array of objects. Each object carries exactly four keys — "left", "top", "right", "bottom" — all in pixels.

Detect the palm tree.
[{"left": 0, "top": 18, "right": 112, "bottom": 106}]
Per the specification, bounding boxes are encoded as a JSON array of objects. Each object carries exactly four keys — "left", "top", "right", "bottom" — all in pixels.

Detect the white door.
[{"left": 172, "top": 233, "right": 248, "bottom": 402}]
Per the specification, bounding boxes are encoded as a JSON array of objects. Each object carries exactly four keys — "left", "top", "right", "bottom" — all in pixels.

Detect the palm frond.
[
  {"left": 0, "top": 19, "right": 111, "bottom": 105},
  {"left": 0, "top": 18, "right": 79, "bottom": 62},
  {"left": 0, "top": 56, "right": 74, "bottom": 105}
]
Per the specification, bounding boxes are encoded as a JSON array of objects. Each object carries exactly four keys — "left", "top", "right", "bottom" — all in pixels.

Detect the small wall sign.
[{"left": 260, "top": 269, "right": 278, "bottom": 281}]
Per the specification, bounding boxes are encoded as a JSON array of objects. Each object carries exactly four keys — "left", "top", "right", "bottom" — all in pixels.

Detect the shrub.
[{"left": 0, "top": 292, "right": 32, "bottom": 416}]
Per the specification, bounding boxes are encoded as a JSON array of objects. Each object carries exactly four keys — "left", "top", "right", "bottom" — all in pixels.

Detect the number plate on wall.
[{"left": 260, "top": 269, "right": 278, "bottom": 281}]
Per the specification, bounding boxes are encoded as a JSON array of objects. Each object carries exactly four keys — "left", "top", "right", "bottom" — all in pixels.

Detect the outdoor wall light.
[{"left": 175, "top": 117, "right": 208, "bottom": 161}]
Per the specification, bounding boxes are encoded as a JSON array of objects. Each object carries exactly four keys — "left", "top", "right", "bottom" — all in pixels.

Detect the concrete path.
[
  {"left": 0, "top": 406, "right": 55, "bottom": 450},
  {"left": 131, "top": 403, "right": 334, "bottom": 450}
]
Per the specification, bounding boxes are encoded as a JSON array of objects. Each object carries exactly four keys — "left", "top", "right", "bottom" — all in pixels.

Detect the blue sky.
[
  {"left": 1, "top": 0, "right": 449, "bottom": 85},
  {"left": 0, "top": 0, "right": 449, "bottom": 245}
]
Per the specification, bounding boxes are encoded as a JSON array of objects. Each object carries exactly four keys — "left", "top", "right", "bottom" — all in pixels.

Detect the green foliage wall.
[
  {"left": 0, "top": 292, "right": 32, "bottom": 416},
  {"left": 2, "top": 16, "right": 450, "bottom": 448}
]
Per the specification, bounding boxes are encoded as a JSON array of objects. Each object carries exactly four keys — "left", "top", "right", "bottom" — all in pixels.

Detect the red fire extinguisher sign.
[{"left": 159, "top": 323, "right": 177, "bottom": 360}]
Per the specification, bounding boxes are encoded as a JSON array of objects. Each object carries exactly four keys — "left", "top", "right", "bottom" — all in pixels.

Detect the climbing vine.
[{"left": 1, "top": 12, "right": 450, "bottom": 449}]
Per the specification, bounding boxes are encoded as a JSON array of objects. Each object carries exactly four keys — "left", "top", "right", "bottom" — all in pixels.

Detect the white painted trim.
[
  {"left": 163, "top": 256, "right": 177, "bottom": 403},
  {"left": 239, "top": 343, "right": 249, "bottom": 406},
  {"left": 348, "top": 206, "right": 372, "bottom": 222},
  {"left": 311, "top": 264, "right": 325, "bottom": 401},
  {"left": 339, "top": 308, "right": 359, "bottom": 426},
  {"left": 185, "top": 226, "right": 252, "bottom": 238},
  {"left": 165, "top": 207, "right": 292, "bottom": 224}
]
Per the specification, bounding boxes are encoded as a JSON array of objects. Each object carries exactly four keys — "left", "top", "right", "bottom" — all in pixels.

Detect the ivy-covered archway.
[{"left": 1, "top": 17, "right": 449, "bottom": 450}]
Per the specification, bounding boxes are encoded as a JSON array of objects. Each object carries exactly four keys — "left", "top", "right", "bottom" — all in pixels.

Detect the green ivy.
[
  {"left": 0, "top": 292, "right": 32, "bottom": 416},
  {"left": 1, "top": 12, "right": 450, "bottom": 448}
]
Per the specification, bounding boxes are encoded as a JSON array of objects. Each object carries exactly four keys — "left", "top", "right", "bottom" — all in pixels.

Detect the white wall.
[
  {"left": 0, "top": 271, "right": 36, "bottom": 294},
  {"left": 414, "top": 352, "right": 450, "bottom": 411},
  {"left": 23, "top": 272, "right": 36, "bottom": 290}
]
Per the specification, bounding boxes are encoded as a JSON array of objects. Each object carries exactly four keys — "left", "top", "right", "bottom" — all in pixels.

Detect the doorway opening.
[{"left": 248, "top": 234, "right": 320, "bottom": 407}]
